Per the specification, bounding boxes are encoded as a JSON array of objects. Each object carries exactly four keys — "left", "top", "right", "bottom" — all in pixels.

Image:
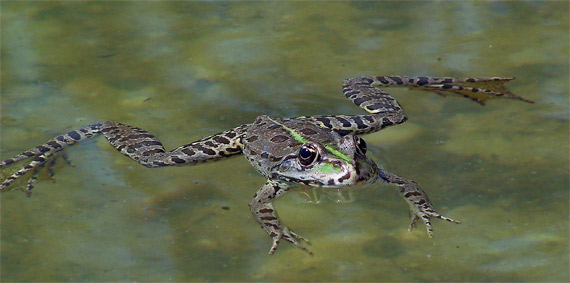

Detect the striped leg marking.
[
  {"left": 1, "top": 121, "right": 248, "bottom": 193},
  {"left": 0, "top": 123, "right": 102, "bottom": 194},
  {"left": 100, "top": 122, "right": 248, "bottom": 168},
  {"left": 302, "top": 76, "right": 533, "bottom": 136},
  {"left": 249, "top": 180, "right": 313, "bottom": 255},
  {"left": 2, "top": 150, "right": 56, "bottom": 195},
  {"left": 371, "top": 76, "right": 534, "bottom": 105},
  {"left": 1, "top": 123, "right": 103, "bottom": 167}
]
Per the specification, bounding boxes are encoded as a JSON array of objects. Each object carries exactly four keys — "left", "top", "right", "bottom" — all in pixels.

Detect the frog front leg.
[
  {"left": 249, "top": 180, "right": 313, "bottom": 255},
  {"left": 378, "top": 169, "right": 461, "bottom": 237}
]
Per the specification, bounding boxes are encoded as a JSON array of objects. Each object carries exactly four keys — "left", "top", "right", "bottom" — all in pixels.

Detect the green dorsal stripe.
[
  {"left": 267, "top": 118, "right": 308, "bottom": 144},
  {"left": 324, "top": 145, "right": 352, "bottom": 162},
  {"left": 268, "top": 117, "right": 353, "bottom": 163}
]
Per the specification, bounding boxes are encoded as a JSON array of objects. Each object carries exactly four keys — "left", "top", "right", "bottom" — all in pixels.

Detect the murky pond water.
[{"left": 1, "top": 2, "right": 568, "bottom": 281}]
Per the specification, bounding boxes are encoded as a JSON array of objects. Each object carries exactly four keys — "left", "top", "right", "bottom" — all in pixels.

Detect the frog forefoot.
[
  {"left": 408, "top": 206, "right": 461, "bottom": 238},
  {"left": 268, "top": 226, "right": 313, "bottom": 256},
  {"left": 378, "top": 169, "right": 461, "bottom": 237}
]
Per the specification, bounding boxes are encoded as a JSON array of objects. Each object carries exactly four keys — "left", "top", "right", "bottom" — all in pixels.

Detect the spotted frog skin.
[{"left": 0, "top": 76, "right": 533, "bottom": 255}]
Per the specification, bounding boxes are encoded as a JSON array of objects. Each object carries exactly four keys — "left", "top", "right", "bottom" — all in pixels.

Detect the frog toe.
[
  {"left": 268, "top": 237, "right": 281, "bottom": 255},
  {"left": 288, "top": 229, "right": 311, "bottom": 244},
  {"left": 411, "top": 208, "right": 461, "bottom": 238},
  {"left": 284, "top": 229, "right": 313, "bottom": 256},
  {"left": 422, "top": 217, "right": 435, "bottom": 238},
  {"left": 433, "top": 212, "right": 461, "bottom": 224},
  {"left": 24, "top": 169, "right": 41, "bottom": 197},
  {"left": 267, "top": 227, "right": 313, "bottom": 255},
  {"left": 407, "top": 213, "right": 420, "bottom": 232}
]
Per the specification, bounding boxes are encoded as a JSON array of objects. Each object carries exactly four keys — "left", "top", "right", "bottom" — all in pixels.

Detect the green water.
[{"left": 1, "top": 1, "right": 568, "bottom": 281}]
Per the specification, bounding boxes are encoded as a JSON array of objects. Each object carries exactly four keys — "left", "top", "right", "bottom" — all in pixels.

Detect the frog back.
[{"left": 242, "top": 115, "right": 336, "bottom": 177}]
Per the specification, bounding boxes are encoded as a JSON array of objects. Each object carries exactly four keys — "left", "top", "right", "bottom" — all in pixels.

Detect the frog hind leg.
[
  {"left": 373, "top": 76, "right": 534, "bottom": 105},
  {"left": 378, "top": 169, "right": 461, "bottom": 237},
  {"left": 303, "top": 76, "right": 533, "bottom": 137},
  {"left": 0, "top": 124, "right": 102, "bottom": 192},
  {"left": 1, "top": 121, "right": 247, "bottom": 193},
  {"left": 2, "top": 150, "right": 56, "bottom": 196},
  {"left": 249, "top": 180, "right": 313, "bottom": 255},
  {"left": 300, "top": 76, "right": 409, "bottom": 135},
  {"left": 20, "top": 151, "right": 71, "bottom": 197},
  {"left": 99, "top": 121, "right": 247, "bottom": 168}
]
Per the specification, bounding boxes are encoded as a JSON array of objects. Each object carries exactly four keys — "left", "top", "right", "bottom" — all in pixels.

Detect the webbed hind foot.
[{"left": 2, "top": 150, "right": 72, "bottom": 197}]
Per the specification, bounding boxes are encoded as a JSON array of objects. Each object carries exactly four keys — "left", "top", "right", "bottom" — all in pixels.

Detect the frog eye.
[
  {"left": 299, "top": 144, "right": 319, "bottom": 166},
  {"left": 354, "top": 136, "right": 367, "bottom": 155}
]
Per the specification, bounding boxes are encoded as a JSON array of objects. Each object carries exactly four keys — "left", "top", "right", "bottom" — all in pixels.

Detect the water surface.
[{"left": 1, "top": 2, "right": 568, "bottom": 281}]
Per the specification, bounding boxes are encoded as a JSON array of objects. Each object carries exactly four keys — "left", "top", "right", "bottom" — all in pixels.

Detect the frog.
[{"left": 0, "top": 76, "right": 533, "bottom": 255}]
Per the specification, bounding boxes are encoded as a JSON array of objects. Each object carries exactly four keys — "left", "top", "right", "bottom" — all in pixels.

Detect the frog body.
[
  {"left": 0, "top": 76, "right": 533, "bottom": 255},
  {"left": 243, "top": 115, "right": 378, "bottom": 188}
]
